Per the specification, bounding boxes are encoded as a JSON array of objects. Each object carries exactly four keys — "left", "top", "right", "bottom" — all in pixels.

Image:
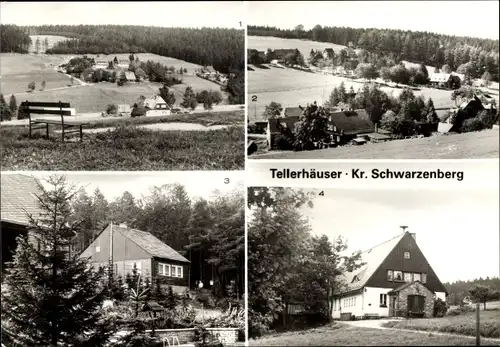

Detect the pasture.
[
  {"left": 0, "top": 122, "right": 244, "bottom": 170},
  {"left": 249, "top": 323, "right": 499, "bottom": 346},
  {"left": 248, "top": 35, "right": 347, "bottom": 60},
  {"left": 1, "top": 53, "right": 228, "bottom": 114},
  {"left": 248, "top": 65, "right": 470, "bottom": 121},
  {"left": 250, "top": 129, "right": 500, "bottom": 159},
  {"left": 382, "top": 309, "right": 500, "bottom": 339}
]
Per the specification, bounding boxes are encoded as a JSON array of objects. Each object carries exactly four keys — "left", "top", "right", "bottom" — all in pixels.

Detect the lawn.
[
  {"left": 0, "top": 124, "right": 244, "bottom": 170},
  {"left": 249, "top": 129, "right": 500, "bottom": 159},
  {"left": 7, "top": 80, "right": 227, "bottom": 114},
  {"left": 249, "top": 323, "right": 499, "bottom": 346},
  {"left": 381, "top": 310, "right": 500, "bottom": 338}
]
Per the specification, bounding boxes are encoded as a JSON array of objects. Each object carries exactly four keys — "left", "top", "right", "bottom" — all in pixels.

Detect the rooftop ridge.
[{"left": 359, "top": 231, "right": 405, "bottom": 254}]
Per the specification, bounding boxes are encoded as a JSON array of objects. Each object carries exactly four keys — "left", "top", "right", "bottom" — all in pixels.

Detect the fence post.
[{"left": 476, "top": 302, "right": 480, "bottom": 346}]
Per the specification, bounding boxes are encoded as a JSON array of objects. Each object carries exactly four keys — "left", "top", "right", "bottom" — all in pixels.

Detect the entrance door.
[
  {"left": 390, "top": 296, "right": 397, "bottom": 317},
  {"left": 407, "top": 295, "right": 425, "bottom": 317}
]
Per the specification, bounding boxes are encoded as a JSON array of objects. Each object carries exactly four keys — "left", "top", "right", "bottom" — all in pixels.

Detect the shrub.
[
  {"left": 433, "top": 298, "right": 448, "bottom": 317},
  {"left": 446, "top": 305, "right": 476, "bottom": 316},
  {"left": 460, "top": 118, "right": 485, "bottom": 132},
  {"left": 131, "top": 106, "right": 147, "bottom": 118},
  {"left": 478, "top": 110, "right": 498, "bottom": 129},
  {"left": 0, "top": 104, "right": 12, "bottom": 121},
  {"left": 106, "top": 104, "right": 118, "bottom": 115}
]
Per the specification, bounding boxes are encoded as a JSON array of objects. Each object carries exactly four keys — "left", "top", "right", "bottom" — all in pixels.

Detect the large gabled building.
[
  {"left": 332, "top": 231, "right": 447, "bottom": 320},
  {"left": 80, "top": 223, "right": 190, "bottom": 293}
]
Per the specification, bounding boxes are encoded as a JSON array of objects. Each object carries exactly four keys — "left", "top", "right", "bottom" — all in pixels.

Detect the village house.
[
  {"left": 94, "top": 60, "right": 109, "bottom": 70},
  {"left": 124, "top": 71, "right": 136, "bottom": 82},
  {"left": 429, "top": 73, "right": 461, "bottom": 89},
  {"left": 117, "top": 59, "right": 130, "bottom": 69},
  {"left": 268, "top": 48, "right": 297, "bottom": 63},
  {"left": 323, "top": 48, "right": 335, "bottom": 60},
  {"left": 1, "top": 174, "right": 76, "bottom": 274},
  {"left": 80, "top": 223, "right": 190, "bottom": 293},
  {"left": 332, "top": 230, "right": 447, "bottom": 320},
  {"left": 144, "top": 94, "right": 172, "bottom": 116},
  {"left": 266, "top": 107, "right": 302, "bottom": 149}
]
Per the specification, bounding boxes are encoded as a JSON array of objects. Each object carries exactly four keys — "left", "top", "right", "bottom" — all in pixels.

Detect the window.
[
  {"left": 414, "top": 273, "right": 421, "bottom": 282},
  {"left": 422, "top": 273, "right": 427, "bottom": 283},
  {"left": 394, "top": 271, "right": 403, "bottom": 282},
  {"left": 95, "top": 246, "right": 100, "bottom": 252},
  {"left": 158, "top": 263, "right": 171, "bottom": 276},
  {"left": 387, "top": 270, "right": 394, "bottom": 281},
  {"left": 380, "top": 294, "right": 387, "bottom": 307},
  {"left": 404, "top": 251, "right": 411, "bottom": 259},
  {"left": 404, "top": 272, "right": 413, "bottom": 282}
]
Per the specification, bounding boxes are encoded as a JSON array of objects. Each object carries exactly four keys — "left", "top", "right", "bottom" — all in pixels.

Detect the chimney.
[
  {"left": 399, "top": 225, "right": 408, "bottom": 233},
  {"left": 410, "top": 233, "right": 416, "bottom": 242}
]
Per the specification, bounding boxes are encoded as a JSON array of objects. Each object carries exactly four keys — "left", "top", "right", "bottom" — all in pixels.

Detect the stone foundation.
[{"left": 390, "top": 281, "right": 434, "bottom": 318}]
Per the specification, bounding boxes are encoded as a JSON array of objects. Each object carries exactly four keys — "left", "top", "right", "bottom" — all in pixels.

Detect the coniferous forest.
[{"left": 248, "top": 25, "right": 499, "bottom": 81}]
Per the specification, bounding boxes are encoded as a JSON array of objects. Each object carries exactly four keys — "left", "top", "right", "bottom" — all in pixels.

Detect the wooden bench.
[{"left": 21, "top": 101, "right": 88, "bottom": 142}]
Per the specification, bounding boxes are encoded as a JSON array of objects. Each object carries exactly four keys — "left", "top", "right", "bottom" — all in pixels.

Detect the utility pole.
[
  {"left": 476, "top": 302, "right": 480, "bottom": 346},
  {"left": 108, "top": 222, "right": 114, "bottom": 285}
]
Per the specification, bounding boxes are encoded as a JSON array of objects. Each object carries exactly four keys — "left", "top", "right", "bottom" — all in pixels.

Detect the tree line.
[
  {"left": 444, "top": 277, "right": 500, "bottom": 308},
  {"left": 248, "top": 25, "right": 499, "bottom": 82},
  {"left": 0, "top": 24, "right": 32, "bottom": 53},
  {"left": 70, "top": 181, "right": 245, "bottom": 298},
  {"left": 248, "top": 187, "right": 364, "bottom": 337},
  {"left": 25, "top": 24, "right": 245, "bottom": 74}
]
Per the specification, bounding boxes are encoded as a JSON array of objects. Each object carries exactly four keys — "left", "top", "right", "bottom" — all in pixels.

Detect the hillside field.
[
  {"left": 247, "top": 36, "right": 499, "bottom": 121},
  {"left": 250, "top": 129, "right": 499, "bottom": 159},
  {"left": 1, "top": 53, "right": 227, "bottom": 113},
  {"left": 248, "top": 65, "right": 457, "bottom": 120}
]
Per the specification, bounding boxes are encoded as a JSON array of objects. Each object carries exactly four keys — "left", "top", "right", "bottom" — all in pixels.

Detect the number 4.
[{"left": 319, "top": 191, "right": 324, "bottom": 196}]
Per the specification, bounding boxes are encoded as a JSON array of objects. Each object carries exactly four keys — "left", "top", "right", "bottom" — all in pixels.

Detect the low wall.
[{"left": 144, "top": 327, "right": 239, "bottom": 345}]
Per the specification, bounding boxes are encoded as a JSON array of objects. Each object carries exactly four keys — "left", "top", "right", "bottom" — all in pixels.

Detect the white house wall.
[
  {"left": 331, "top": 292, "right": 364, "bottom": 319},
  {"left": 363, "top": 287, "right": 392, "bottom": 317}
]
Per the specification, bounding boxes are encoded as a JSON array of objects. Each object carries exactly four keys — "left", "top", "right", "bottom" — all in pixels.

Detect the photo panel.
[
  {"left": 1, "top": 171, "right": 246, "bottom": 345},
  {"left": 246, "top": 1, "right": 499, "bottom": 160},
  {"left": 0, "top": 1, "right": 245, "bottom": 171}
]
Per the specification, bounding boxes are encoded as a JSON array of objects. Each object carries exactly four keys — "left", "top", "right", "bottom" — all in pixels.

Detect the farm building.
[
  {"left": 1, "top": 174, "right": 76, "bottom": 274},
  {"left": 323, "top": 48, "right": 335, "bottom": 60},
  {"left": 124, "top": 71, "right": 136, "bottom": 82},
  {"left": 325, "top": 109, "right": 380, "bottom": 145},
  {"left": 267, "top": 114, "right": 300, "bottom": 149},
  {"left": 332, "top": 230, "right": 447, "bottom": 320},
  {"left": 269, "top": 48, "right": 297, "bottom": 63},
  {"left": 429, "top": 73, "right": 461, "bottom": 89},
  {"left": 117, "top": 104, "right": 132, "bottom": 115},
  {"left": 80, "top": 223, "right": 190, "bottom": 293},
  {"left": 144, "top": 95, "right": 171, "bottom": 116},
  {"left": 117, "top": 60, "right": 130, "bottom": 69}
]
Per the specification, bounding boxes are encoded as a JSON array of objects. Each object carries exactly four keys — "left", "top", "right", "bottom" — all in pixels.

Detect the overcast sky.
[
  {"left": 0, "top": 1, "right": 244, "bottom": 29},
  {"left": 298, "top": 188, "right": 499, "bottom": 283},
  {"left": 31, "top": 172, "right": 244, "bottom": 202},
  {"left": 249, "top": 1, "right": 499, "bottom": 40}
]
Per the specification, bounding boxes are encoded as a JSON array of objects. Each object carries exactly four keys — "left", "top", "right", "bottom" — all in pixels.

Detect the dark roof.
[
  {"left": 387, "top": 281, "right": 433, "bottom": 295},
  {"left": 328, "top": 109, "right": 375, "bottom": 135},
  {"left": 324, "top": 48, "right": 335, "bottom": 58},
  {"left": 284, "top": 107, "right": 304, "bottom": 118},
  {"left": 114, "top": 225, "right": 189, "bottom": 263},
  {"left": 273, "top": 49, "right": 296, "bottom": 55},
  {"left": 1, "top": 174, "right": 44, "bottom": 226}
]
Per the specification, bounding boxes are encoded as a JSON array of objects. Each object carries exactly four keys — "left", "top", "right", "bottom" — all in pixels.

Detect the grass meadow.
[
  {"left": 250, "top": 129, "right": 500, "bottom": 159},
  {"left": 0, "top": 124, "right": 244, "bottom": 170},
  {"left": 249, "top": 323, "right": 500, "bottom": 346},
  {"left": 381, "top": 310, "right": 500, "bottom": 339}
]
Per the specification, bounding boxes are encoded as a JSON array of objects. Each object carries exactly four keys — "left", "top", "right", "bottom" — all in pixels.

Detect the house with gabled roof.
[
  {"left": 80, "top": 223, "right": 190, "bottom": 293},
  {"left": 332, "top": 230, "right": 447, "bottom": 320},
  {"left": 1, "top": 174, "right": 45, "bottom": 272}
]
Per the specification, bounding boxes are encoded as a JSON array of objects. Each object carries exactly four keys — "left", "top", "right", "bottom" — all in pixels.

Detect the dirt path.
[
  {"left": 341, "top": 320, "right": 500, "bottom": 343},
  {"left": 54, "top": 122, "right": 231, "bottom": 134}
]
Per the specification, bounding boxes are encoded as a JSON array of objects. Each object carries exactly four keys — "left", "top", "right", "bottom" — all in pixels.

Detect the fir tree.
[
  {"left": 165, "top": 286, "right": 178, "bottom": 310},
  {"left": 180, "top": 86, "right": 198, "bottom": 110},
  {"left": 8, "top": 94, "right": 17, "bottom": 117},
  {"left": 0, "top": 175, "right": 116, "bottom": 346}
]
